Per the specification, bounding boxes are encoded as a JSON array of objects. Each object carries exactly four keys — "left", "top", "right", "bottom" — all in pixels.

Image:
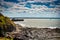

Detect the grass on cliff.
[
  {"left": 0, "top": 37, "right": 13, "bottom": 40},
  {"left": 0, "top": 13, "right": 16, "bottom": 39},
  {"left": 0, "top": 13, "right": 16, "bottom": 32},
  {"left": 0, "top": 13, "right": 16, "bottom": 27}
]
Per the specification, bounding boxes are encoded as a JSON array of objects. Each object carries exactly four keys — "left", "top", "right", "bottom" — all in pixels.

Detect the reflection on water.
[{"left": 14, "top": 19, "right": 60, "bottom": 28}]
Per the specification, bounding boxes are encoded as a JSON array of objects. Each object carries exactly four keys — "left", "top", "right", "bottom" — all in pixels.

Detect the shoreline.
[{"left": 14, "top": 19, "right": 60, "bottom": 28}]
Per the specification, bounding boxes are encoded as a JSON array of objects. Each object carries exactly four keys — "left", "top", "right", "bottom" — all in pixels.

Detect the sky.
[
  {"left": 0, "top": 0, "right": 60, "bottom": 8},
  {"left": 0, "top": 0, "right": 60, "bottom": 18}
]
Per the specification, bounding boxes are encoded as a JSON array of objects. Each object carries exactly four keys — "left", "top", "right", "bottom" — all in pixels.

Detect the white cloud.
[
  {"left": 1, "top": 0, "right": 59, "bottom": 17},
  {"left": 2, "top": 3, "right": 59, "bottom": 17},
  {"left": 18, "top": 0, "right": 57, "bottom": 2},
  {"left": 0, "top": 0, "right": 17, "bottom": 8},
  {"left": 17, "top": 0, "right": 22, "bottom": 2},
  {"left": 35, "top": 0, "right": 57, "bottom": 3},
  {"left": 0, "top": 0, "right": 17, "bottom": 12}
]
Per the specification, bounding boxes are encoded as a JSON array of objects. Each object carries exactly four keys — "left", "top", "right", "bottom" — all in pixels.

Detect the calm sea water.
[{"left": 14, "top": 19, "right": 60, "bottom": 28}]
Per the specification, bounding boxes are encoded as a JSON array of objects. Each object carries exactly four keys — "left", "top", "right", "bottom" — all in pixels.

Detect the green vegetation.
[
  {"left": 0, "top": 13, "right": 16, "bottom": 37},
  {"left": 0, "top": 37, "right": 13, "bottom": 40}
]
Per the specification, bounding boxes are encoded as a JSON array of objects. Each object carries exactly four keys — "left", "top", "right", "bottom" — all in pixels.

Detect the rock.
[{"left": 12, "top": 28, "right": 60, "bottom": 40}]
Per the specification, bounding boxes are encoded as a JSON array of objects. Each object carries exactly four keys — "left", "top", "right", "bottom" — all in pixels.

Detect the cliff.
[{"left": 0, "top": 13, "right": 16, "bottom": 37}]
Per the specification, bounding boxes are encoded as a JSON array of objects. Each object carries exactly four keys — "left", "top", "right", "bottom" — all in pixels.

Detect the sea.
[{"left": 14, "top": 19, "right": 60, "bottom": 28}]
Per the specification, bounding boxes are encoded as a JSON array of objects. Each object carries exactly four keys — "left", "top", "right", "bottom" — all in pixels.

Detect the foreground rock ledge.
[{"left": 7, "top": 28, "right": 60, "bottom": 40}]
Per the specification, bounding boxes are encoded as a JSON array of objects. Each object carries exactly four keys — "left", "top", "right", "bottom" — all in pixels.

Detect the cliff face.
[{"left": 0, "top": 13, "right": 16, "bottom": 36}]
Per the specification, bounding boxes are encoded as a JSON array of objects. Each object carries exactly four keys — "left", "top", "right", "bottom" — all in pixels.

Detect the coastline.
[{"left": 14, "top": 19, "right": 60, "bottom": 28}]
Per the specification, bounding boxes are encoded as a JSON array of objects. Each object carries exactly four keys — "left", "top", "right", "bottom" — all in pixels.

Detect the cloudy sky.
[
  {"left": 0, "top": 0, "right": 60, "bottom": 18},
  {"left": 0, "top": 0, "right": 60, "bottom": 8}
]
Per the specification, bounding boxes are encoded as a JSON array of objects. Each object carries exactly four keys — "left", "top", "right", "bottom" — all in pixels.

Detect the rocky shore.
[
  {"left": 0, "top": 13, "right": 60, "bottom": 40},
  {"left": 5, "top": 26, "right": 60, "bottom": 40},
  {"left": 1, "top": 28, "right": 60, "bottom": 40}
]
